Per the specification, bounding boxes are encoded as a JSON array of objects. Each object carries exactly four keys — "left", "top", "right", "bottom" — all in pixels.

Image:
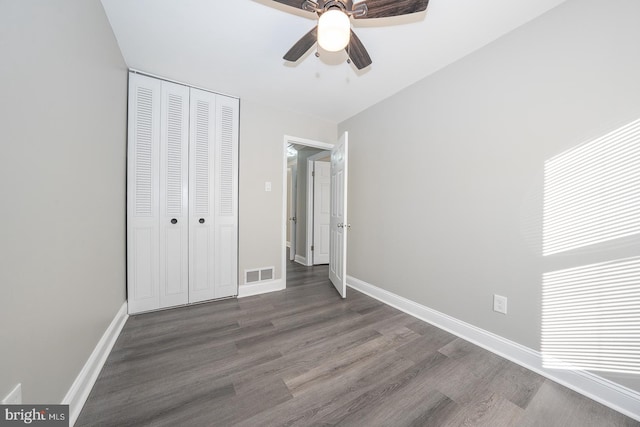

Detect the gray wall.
[
  {"left": 339, "top": 0, "right": 640, "bottom": 391},
  {"left": 0, "top": 0, "right": 128, "bottom": 402},
  {"left": 239, "top": 100, "right": 335, "bottom": 284}
]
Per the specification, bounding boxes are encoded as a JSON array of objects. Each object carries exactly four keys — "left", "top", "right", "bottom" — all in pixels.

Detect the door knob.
[
  {"left": 346, "top": 224, "right": 351, "bottom": 229},
  {"left": 171, "top": 218, "right": 177, "bottom": 224},
  {"left": 337, "top": 223, "right": 343, "bottom": 228},
  {"left": 199, "top": 218, "right": 205, "bottom": 224}
]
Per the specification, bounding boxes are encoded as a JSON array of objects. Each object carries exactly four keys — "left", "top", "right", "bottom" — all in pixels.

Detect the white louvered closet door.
[
  {"left": 128, "top": 73, "right": 239, "bottom": 313},
  {"left": 127, "top": 74, "right": 162, "bottom": 314},
  {"left": 159, "top": 81, "right": 190, "bottom": 308},
  {"left": 189, "top": 88, "right": 217, "bottom": 303},
  {"left": 214, "top": 95, "right": 239, "bottom": 298}
]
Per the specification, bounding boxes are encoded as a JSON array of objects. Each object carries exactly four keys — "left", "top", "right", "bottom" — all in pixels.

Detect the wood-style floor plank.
[{"left": 76, "top": 259, "right": 639, "bottom": 426}]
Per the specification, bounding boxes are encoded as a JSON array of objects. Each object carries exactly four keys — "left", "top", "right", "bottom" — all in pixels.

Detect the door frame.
[
  {"left": 282, "top": 135, "right": 334, "bottom": 289},
  {"left": 306, "top": 152, "right": 330, "bottom": 266}
]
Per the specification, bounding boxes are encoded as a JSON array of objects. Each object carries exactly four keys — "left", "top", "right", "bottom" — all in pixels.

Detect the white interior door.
[
  {"left": 213, "top": 95, "right": 239, "bottom": 299},
  {"left": 127, "top": 74, "right": 161, "bottom": 314},
  {"left": 158, "top": 81, "right": 190, "bottom": 308},
  {"left": 188, "top": 88, "right": 217, "bottom": 303},
  {"left": 329, "top": 132, "right": 348, "bottom": 298},
  {"left": 313, "top": 160, "right": 331, "bottom": 265},
  {"left": 189, "top": 89, "right": 239, "bottom": 302}
]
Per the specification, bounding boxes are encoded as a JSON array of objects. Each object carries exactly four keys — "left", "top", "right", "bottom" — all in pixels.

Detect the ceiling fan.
[{"left": 275, "top": 0, "right": 430, "bottom": 70}]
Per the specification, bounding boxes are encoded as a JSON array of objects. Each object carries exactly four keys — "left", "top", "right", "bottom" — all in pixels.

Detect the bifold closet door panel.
[
  {"left": 214, "top": 95, "right": 239, "bottom": 299},
  {"left": 127, "top": 74, "right": 162, "bottom": 314},
  {"left": 159, "top": 81, "right": 190, "bottom": 308},
  {"left": 188, "top": 88, "right": 217, "bottom": 303}
]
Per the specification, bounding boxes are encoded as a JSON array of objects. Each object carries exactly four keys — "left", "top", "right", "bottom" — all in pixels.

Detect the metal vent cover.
[
  {"left": 260, "top": 268, "right": 273, "bottom": 281},
  {"left": 245, "top": 270, "right": 260, "bottom": 283},
  {"left": 245, "top": 267, "right": 275, "bottom": 284}
]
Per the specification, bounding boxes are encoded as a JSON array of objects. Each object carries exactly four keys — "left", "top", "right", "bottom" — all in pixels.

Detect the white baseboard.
[
  {"left": 346, "top": 275, "right": 640, "bottom": 422},
  {"left": 238, "top": 279, "right": 285, "bottom": 298},
  {"left": 63, "top": 302, "right": 128, "bottom": 426},
  {"left": 1, "top": 384, "right": 22, "bottom": 404},
  {"left": 294, "top": 255, "right": 308, "bottom": 266}
]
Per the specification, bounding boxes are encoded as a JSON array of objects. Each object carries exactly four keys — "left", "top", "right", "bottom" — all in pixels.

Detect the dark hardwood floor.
[{"left": 76, "top": 258, "right": 639, "bottom": 426}]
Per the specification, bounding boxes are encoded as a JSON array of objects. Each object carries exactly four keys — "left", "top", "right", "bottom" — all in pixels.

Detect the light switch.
[{"left": 265, "top": 181, "right": 272, "bottom": 192}]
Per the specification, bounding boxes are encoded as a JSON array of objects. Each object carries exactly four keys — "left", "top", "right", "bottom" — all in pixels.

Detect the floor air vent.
[
  {"left": 260, "top": 268, "right": 273, "bottom": 281},
  {"left": 245, "top": 267, "right": 274, "bottom": 284},
  {"left": 246, "top": 270, "right": 260, "bottom": 283}
]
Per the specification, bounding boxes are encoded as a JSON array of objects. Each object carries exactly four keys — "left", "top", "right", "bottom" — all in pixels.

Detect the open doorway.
[
  {"left": 281, "top": 136, "right": 333, "bottom": 287},
  {"left": 282, "top": 133, "right": 349, "bottom": 298},
  {"left": 285, "top": 144, "right": 331, "bottom": 266}
]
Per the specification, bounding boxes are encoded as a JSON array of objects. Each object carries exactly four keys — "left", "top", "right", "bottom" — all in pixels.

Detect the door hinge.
[
  {"left": 311, "top": 245, "right": 314, "bottom": 251},
  {"left": 312, "top": 171, "right": 315, "bottom": 177}
]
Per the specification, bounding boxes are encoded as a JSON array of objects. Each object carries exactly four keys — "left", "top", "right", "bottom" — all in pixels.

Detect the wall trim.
[
  {"left": 238, "top": 279, "right": 285, "bottom": 298},
  {"left": 63, "top": 301, "right": 128, "bottom": 426},
  {"left": 294, "top": 255, "right": 308, "bottom": 266},
  {"left": 346, "top": 275, "right": 640, "bottom": 422}
]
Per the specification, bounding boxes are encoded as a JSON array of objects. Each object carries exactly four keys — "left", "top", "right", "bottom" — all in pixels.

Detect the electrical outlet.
[
  {"left": 2, "top": 384, "right": 22, "bottom": 404},
  {"left": 493, "top": 294, "right": 508, "bottom": 315}
]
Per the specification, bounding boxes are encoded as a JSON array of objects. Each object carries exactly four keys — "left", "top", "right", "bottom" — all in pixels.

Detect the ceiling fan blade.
[
  {"left": 273, "top": 0, "right": 307, "bottom": 10},
  {"left": 354, "top": 0, "right": 429, "bottom": 19},
  {"left": 283, "top": 26, "right": 318, "bottom": 62},
  {"left": 346, "top": 30, "right": 372, "bottom": 70}
]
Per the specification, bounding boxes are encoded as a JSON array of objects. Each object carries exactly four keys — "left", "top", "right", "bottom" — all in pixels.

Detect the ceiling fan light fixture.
[{"left": 317, "top": 9, "right": 350, "bottom": 52}]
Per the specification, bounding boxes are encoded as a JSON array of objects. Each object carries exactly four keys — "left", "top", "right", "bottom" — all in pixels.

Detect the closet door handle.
[
  {"left": 171, "top": 218, "right": 178, "bottom": 224},
  {"left": 199, "top": 218, "right": 205, "bottom": 224}
]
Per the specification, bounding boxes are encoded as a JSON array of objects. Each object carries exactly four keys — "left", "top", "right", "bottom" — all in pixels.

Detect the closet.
[{"left": 126, "top": 73, "right": 238, "bottom": 314}]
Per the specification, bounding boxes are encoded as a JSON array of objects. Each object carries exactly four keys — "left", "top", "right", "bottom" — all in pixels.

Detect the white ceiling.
[{"left": 101, "top": 0, "right": 567, "bottom": 123}]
